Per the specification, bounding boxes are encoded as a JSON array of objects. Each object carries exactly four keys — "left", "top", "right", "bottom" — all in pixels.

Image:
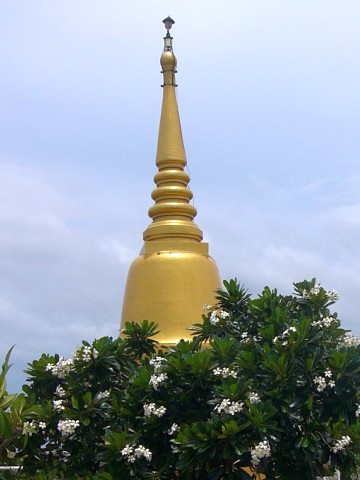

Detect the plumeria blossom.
[
  {"left": 149, "top": 356, "right": 167, "bottom": 372},
  {"left": 57, "top": 419, "right": 80, "bottom": 437},
  {"left": 273, "top": 326, "right": 296, "bottom": 346},
  {"left": 73, "top": 345, "right": 99, "bottom": 363},
  {"left": 312, "top": 316, "right": 338, "bottom": 328},
  {"left": 332, "top": 435, "right": 352, "bottom": 453},
  {"left": 251, "top": 440, "right": 271, "bottom": 467},
  {"left": 209, "top": 311, "right": 220, "bottom": 325},
  {"left": 143, "top": 403, "right": 166, "bottom": 418},
  {"left": 168, "top": 423, "right": 179, "bottom": 435},
  {"left": 209, "top": 309, "right": 229, "bottom": 325},
  {"left": 213, "top": 367, "right": 237, "bottom": 378},
  {"left": 149, "top": 372, "right": 168, "bottom": 390},
  {"left": 22, "top": 420, "right": 37, "bottom": 436},
  {"left": 338, "top": 333, "right": 360, "bottom": 348},
  {"left": 95, "top": 390, "right": 111, "bottom": 401},
  {"left": 46, "top": 357, "right": 74, "bottom": 379},
  {"left": 248, "top": 392, "right": 261, "bottom": 405},
  {"left": 214, "top": 398, "right": 244, "bottom": 415},
  {"left": 55, "top": 385, "right": 66, "bottom": 397},
  {"left": 314, "top": 373, "right": 335, "bottom": 392},
  {"left": 23, "top": 420, "right": 47, "bottom": 436},
  {"left": 327, "top": 289, "right": 340, "bottom": 302},
  {"left": 121, "top": 444, "right": 152, "bottom": 463},
  {"left": 53, "top": 399, "right": 65, "bottom": 412}
]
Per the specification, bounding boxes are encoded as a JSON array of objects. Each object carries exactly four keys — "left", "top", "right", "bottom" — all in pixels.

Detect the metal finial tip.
[{"left": 163, "top": 16, "right": 175, "bottom": 33}]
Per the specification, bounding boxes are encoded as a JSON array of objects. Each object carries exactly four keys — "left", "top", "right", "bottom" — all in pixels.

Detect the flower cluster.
[
  {"left": 311, "top": 316, "right": 338, "bottom": 328},
  {"left": 302, "top": 284, "right": 321, "bottom": 298},
  {"left": 149, "top": 356, "right": 166, "bottom": 372},
  {"left": 214, "top": 398, "right": 244, "bottom": 415},
  {"left": 53, "top": 399, "right": 65, "bottom": 412},
  {"left": 213, "top": 367, "right": 237, "bottom": 378},
  {"left": 327, "top": 289, "right": 340, "bottom": 302},
  {"left": 248, "top": 391, "right": 261, "bottom": 405},
  {"left": 251, "top": 440, "right": 271, "bottom": 467},
  {"left": 74, "top": 345, "right": 99, "bottom": 363},
  {"left": 55, "top": 385, "right": 66, "bottom": 397},
  {"left": 302, "top": 284, "right": 339, "bottom": 302},
  {"left": 338, "top": 332, "right": 360, "bottom": 348},
  {"left": 168, "top": 423, "right": 179, "bottom": 435},
  {"left": 149, "top": 372, "right": 168, "bottom": 390},
  {"left": 273, "top": 326, "right": 296, "bottom": 346},
  {"left": 143, "top": 403, "right": 166, "bottom": 418},
  {"left": 121, "top": 444, "right": 152, "bottom": 463},
  {"left": 332, "top": 435, "right": 352, "bottom": 453},
  {"left": 57, "top": 419, "right": 80, "bottom": 437},
  {"left": 314, "top": 371, "right": 335, "bottom": 392},
  {"left": 46, "top": 357, "right": 74, "bottom": 379},
  {"left": 209, "top": 310, "right": 229, "bottom": 325},
  {"left": 96, "top": 390, "right": 111, "bottom": 401},
  {"left": 22, "top": 420, "right": 46, "bottom": 436}
]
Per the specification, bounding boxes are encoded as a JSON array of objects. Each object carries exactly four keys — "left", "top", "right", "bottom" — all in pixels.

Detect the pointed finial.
[{"left": 163, "top": 16, "right": 175, "bottom": 37}]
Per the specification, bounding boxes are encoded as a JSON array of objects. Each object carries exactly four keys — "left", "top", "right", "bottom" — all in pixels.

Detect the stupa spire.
[
  {"left": 143, "top": 17, "right": 203, "bottom": 244},
  {"left": 120, "top": 19, "right": 221, "bottom": 344}
]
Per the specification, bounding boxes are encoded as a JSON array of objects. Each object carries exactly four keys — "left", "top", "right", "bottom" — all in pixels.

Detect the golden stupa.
[{"left": 120, "top": 17, "right": 221, "bottom": 344}]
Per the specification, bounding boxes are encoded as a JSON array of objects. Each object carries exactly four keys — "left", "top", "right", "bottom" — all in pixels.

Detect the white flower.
[
  {"left": 97, "top": 390, "right": 111, "bottom": 401},
  {"left": 149, "top": 356, "right": 166, "bottom": 372},
  {"left": 314, "top": 376, "right": 327, "bottom": 392},
  {"left": 149, "top": 372, "right": 168, "bottom": 390},
  {"left": 312, "top": 316, "right": 337, "bottom": 328},
  {"left": 338, "top": 333, "right": 360, "bottom": 348},
  {"left": 121, "top": 443, "right": 152, "bottom": 463},
  {"left": 327, "top": 289, "right": 339, "bottom": 301},
  {"left": 55, "top": 385, "right": 66, "bottom": 397},
  {"left": 74, "top": 346, "right": 99, "bottom": 363},
  {"left": 134, "top": 445, "right": 152, "bottom": 462},
  {"left": 251, "top": 440, "right": 271, "bottom": 467},
  {"left": 143, "top": 403, "right": 166, "bottom": 418},
  {"left": 38, "top": 421, "right": 46, "bottom": 430},
  {"left": 332, "top": 435, "right": 351, "bottom": 453},
  {"left": 248, "top": 392, "right": 261, "bottom": 405},
  {"left": 314, "top": 375, "right": 335, "bottom": 392},
  {"left": 209, "top": 311, "right": 219, "bottom": 325},
  {"left": 219, "top": 310, "right": 230, "bottom": 319},
  {"left": 355, "top": 404, "right": 360, "bottom": 417},
  {"left": 53, "top": 399, "right": 65, "bottom": 412},
  {"left": 57, "top": 419, "right": 80, "bottom": 437},
  {"left": 22, "top": 420, "right": 37, "bottom": 436},
  {"left": 311, "top": 284, "right": 321, "bottom": 295},
  {"left": 168, "top": 423, "right": 179, "bottom": 435},
  {"left": 203, "top": 304, "right": 212, "bottom": 312},
  {"left": 46, "top": 357, "right": 74, "bottom": 379},
  {"left": 213, "top": 367, "right": 237, "bottom": 378},
  {"left": 214, "top": 398, "right": 244, "bottom": 415}
]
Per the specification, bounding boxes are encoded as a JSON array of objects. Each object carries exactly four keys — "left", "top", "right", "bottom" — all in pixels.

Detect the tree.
[{"left": 4, "top": 279, "right": 360, "bottom": 479}]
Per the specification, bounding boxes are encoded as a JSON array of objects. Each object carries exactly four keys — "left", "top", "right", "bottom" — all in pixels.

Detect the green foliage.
[{"left": 2, "top": 278, "right": 360, "bottom": 479}]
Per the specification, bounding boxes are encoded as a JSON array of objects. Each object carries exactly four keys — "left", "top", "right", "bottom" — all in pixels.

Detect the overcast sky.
[{"left": 1, "top": 1, "right": 360, "bottom": 392}]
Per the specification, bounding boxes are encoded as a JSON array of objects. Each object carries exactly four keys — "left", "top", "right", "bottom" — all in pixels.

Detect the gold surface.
[{"left": 120, "top": 20, "right": 221, "bottom": 343}]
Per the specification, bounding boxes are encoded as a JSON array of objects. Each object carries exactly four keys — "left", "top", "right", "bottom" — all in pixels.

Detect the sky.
[{"left": 1, "top": 1, "right": 360, "bottom": 392}]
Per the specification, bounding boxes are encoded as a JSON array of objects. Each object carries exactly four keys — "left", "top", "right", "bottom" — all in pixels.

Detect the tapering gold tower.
[{"left": 120, "top": 17, "right": 221, "bottom": 344}]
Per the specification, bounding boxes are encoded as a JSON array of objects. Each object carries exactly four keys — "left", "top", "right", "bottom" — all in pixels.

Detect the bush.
[{"left": 4, "top": 279, "right": 360, "bottom": 479}]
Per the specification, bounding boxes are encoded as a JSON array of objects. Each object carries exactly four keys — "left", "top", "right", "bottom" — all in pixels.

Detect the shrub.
[{"left": 4, "top": 279, "right": 360, "bottom": 479}]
